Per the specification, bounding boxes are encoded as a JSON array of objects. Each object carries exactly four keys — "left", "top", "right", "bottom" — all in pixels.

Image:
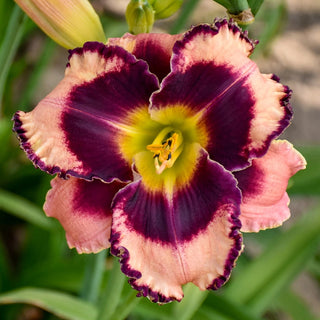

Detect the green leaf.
[
  {"left": 250, "top": 0, "right": 287, "bottom": 57},
  {"left": 308, "top": 255, "right": 320, "bottom": 279},
  {"left": 18, "top": 259, "right": 86, "bottom": 293},
  {"left": 193, "top": 306, "right": 224, "bottom": 320},
  {"left": 173, "top": 284, "right": 207, "bottom": 320},
  {"left": 170, "top": 0, "right": 200, "bottom": 34},
  {"left": 0, "top": 239, "right": 10, "bottom": 291},
  {"left": 97, "top": 258, "right": 126, "bottom": 320},
  {"left": 0, "top": 189, "right": 55, "bottom": 230},
  {"left": 0, "top": 5, "right": 27, "bottom": 111},
  {"left": 276, "top": 289, "right": 317, "bottom": 320},
  {"left": 17, "top": 224, "right": 66, "bottom": 275},
  {"left": 201, "top": 292, "right": 264, "bottom": 320},
  {"left": 224, "top": 205, "right": 320, "bottom": 315},
  {"left": 212, "top": 0, "right": 231, "bottom": 9},
  {"left": 0, "top": 287, "right": 97, "bottom": 320},
  {"left": 132, "top": 300, "right": 173, "bottom": 320},
  {"left": 80, "top": 251, "right": 107, "bottom": 303},
  {"left": 0, "top": 118, "right": 12, "bottom": 164},
  {"left": 0, "top": 1, "right": 14, "bottom": 43},
  {"left": 288, "top": 146, "right": 320, "bottom": 195},
  {"left": 247, "top": 0, "right": 264, "bottom": 16},
  {"left": 110, "top": 288, "right": 140, "bottom": 320}
]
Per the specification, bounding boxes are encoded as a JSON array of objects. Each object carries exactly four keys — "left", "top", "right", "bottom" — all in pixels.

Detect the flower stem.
[
  {"left": 110, "top": 289, "right": 140, "bottom": 320},
  {"left": 96, "top": 257, "right": 126, "bottom": 320},
  {"left": 80, "top": 250, "right": 107, "bottom": 304},
  {"left": 248, "top": 0, "right": 265, "bottom": 16},
  {"left": 173, "top": 283, "right": 208, "bottom": 320},
  {"left": 228, "top": 0, "right": 250, "bottom": 13}
]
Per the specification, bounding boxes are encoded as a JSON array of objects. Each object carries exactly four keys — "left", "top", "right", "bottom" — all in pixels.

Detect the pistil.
[{"left": 147, "top": 127, "right": 183, "bottom": 174}]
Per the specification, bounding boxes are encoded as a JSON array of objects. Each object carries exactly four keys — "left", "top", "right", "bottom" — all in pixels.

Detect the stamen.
[{"left": 147, "top": 129, "right": 183, "bottom": 174}]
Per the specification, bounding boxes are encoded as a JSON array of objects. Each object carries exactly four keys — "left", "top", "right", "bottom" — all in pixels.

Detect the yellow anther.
[{"left": 147, "top": 130, "right": 183, "bottom": 174}]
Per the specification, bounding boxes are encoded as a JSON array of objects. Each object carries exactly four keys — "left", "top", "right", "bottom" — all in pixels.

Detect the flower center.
[{"left": 147, "top": 127, "right": 183, "bottom": 175}]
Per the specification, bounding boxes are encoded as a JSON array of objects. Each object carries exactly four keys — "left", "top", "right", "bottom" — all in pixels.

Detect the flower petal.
[
  {"left": 109, "top": 33, "right": 182, "bottom": 82},
  {"left": 13, "top": 42, "right": 159, "bottom": 182},
  {"left": 150, "top": 20, "right": 292, "bottom": 171},
  {"left": 110, "top": 147, "right": 242, "bottom": 302},
  {"left": 235, "top": 140, "right": 306, "bottom": 232},
  {"left": 44, "top": 176, "right": 126, "bottom": 253}
]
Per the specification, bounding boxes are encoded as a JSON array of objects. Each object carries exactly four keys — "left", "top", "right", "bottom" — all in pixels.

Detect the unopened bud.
[
  {"left": 149, "top": 0, "right": 183, "bottom": 19},
  {"left": 126, "top": 0, "right": 155, "bottom": 34},
  {"left": 15, "top": 0, "right": 106, "bottom": 49}
]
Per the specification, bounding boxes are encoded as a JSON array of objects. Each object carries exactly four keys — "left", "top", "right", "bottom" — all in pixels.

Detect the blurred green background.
[{"left": 0, "top": 0, "right": 319, "bottom": 319}]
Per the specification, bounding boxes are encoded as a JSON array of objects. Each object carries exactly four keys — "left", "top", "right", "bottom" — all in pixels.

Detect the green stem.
[
  {"left": 228, "top": 0, "right": 250, "bottom": 13},
  {"left": 173, "top": 284, "right": 208, "bottom": 320},
  {"left": 80, "top": 250, "right": 107, "bottom": 304},
  {"left": 96, "top": 258, "right": 126, "bottom": 320},
  {"left": 0, "top": 5, "right": 27, "bottom": 114},
  {"left": 110, "top": 289, "right": 140, "bottom": 320},
  {"left": 169, "top": 0, "right": 200, "bottom": 34},
  {"left": 248, "top": 0, "right": 264, "bottom": 16}
]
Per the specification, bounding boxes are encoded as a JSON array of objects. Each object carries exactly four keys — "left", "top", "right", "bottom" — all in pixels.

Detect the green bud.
[
  {"left": 126, "top": 0, "right": 155, "bottom": 34},
  {"left": 149, "top": 0, "right": 183, "bottom": 19}
]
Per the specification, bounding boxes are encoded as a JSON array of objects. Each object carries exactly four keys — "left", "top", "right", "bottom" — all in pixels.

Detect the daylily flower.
[
  {"left": 13, "top": 20, "right": 306, "bottom": 303},
  {"left": 15, "top": 0, "right": 106, "bottom": 49}
]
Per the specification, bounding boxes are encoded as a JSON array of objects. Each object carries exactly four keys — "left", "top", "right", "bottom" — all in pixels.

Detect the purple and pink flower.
[{"left": 13, "top": 19, "right": 306, "bottom": 303}]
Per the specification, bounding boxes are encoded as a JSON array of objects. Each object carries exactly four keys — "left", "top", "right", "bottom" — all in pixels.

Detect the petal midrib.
[
  {"left": 45, "top": 96, "right": 143, "bottom": 135},
  {"left": 195, "top": 61, "right": 257, "bottom": 120}
]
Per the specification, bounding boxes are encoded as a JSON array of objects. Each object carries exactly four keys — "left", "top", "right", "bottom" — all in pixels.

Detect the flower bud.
[
  {"left": 126, "top": 0, "right": 155, "bottom": 34},
  {"left": 15, "top": 0, "right": 106, "bottom": 49},
  {"left": 149, "top": 0, "right": 183, "bottom": 19}
]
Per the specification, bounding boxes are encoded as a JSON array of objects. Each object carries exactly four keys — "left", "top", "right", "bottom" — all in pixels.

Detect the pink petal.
[
  {"left": 109, "top": 32, "right": 182, "bottom": 81},
  {"left": 44, "top": 176, "right": 125, "bottom": 253},
  {"left": 150, "top": 20, "right": 292, "bottom": 171},
  {"left": 13, "top": 42, "right": 159, "bottom": 182},
  {"left": 235, "top": 140, "right": 306, "bottom": 232},
  {"left": 110, "top": 147, "right": 242, "bottom": 302}
]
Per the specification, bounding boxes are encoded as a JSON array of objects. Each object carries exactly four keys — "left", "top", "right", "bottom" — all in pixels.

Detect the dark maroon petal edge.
[
  {"left": 169, "top": 19, "right": 292, "bottom": 162},
  {"left": 109, "top": 183, "right": 243, "bottom": 302},
  {"left": 207, "top": 213, "right": 242, "bottom": 290},
  {"left": 172, "top": 18, "right": 258, "bottom": 63},
  {"left": 213, "top": 18, "right": 259, "bottom": 51},
  {"left": 110, "top": 211, "right": 242, "bottom": 302},
  {"left": 253, "top": 75, "right": 293, "bottom": 159},
  {"left": 110, "top": 232, "right": 177, "bottom": 303},
  {"left": 67, "top": 41, "right": 107, "bottom": 68},
  {"left": 12, "top": 112, "right": 63, "bottom": 176},
  {"left": 12, "top": 112, "right": 133, "bottom": 183},
  {"left": 211, "top": 21, "right": 293, "bottom": 158}
]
